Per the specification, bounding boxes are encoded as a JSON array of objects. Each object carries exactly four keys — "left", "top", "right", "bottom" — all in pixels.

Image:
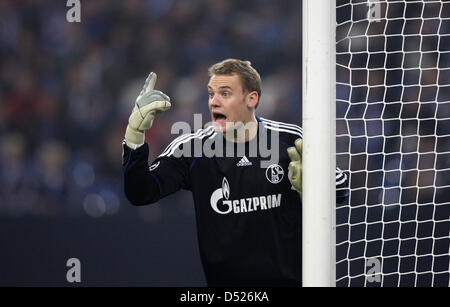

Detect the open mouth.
[{"left": 213, "top": 112, "right": 227, "bottom": 122}]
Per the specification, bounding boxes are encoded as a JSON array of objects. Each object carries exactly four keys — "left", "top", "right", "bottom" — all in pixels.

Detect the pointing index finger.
[{"left": 145, "top": 72, "right": 157, "bottom": 93}]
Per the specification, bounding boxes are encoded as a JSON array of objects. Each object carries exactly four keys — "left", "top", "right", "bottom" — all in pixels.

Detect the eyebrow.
[{"left": 207, "top": 86, "right": 233, "bottom": 91}]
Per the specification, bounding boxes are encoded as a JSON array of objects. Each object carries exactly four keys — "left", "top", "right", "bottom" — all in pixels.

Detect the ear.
[{"left": 246, "top": 91, "right": 259, "bottom": 109}]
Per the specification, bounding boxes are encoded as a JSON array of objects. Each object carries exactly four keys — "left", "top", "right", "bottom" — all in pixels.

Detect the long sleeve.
[{"left": 122, "top": 141, "right": 191, "bottom": 206}]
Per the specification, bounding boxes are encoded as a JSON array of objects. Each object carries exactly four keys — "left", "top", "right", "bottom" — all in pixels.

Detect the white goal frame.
[{"left": 302, "top": 0, "right": 337, "bottom": 287}]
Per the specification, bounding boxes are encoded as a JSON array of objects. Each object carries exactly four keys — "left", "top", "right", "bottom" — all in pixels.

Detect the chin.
[{"left": 211, "top": 121, "right": 226, "bottom": 132}]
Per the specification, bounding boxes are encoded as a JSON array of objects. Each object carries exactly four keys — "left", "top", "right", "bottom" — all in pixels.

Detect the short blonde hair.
[{"left": 208, "top": 59, "right": 262, "bottom": 108}]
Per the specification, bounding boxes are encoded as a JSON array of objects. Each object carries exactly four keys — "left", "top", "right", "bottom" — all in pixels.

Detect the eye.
[
  {"left": 222, "top": 92, "right": 230, "bottom": 97},
  {"left": 208, "top": 92, "right": 214, "bottom": 98}
]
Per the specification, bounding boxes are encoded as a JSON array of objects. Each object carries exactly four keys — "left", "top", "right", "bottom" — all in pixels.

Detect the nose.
[{"left": 209, "top": 94, "right": 221, "bottom": 107}]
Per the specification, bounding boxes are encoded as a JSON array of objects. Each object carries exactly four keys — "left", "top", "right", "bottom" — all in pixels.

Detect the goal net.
[{"left": 335, "top": 0, "right": 450, "bottom": 286}]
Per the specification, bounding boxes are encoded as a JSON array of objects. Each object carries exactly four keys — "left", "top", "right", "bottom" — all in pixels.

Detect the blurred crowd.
[{"left": 0, "top": 0, "right": 301, "bottom": 218}]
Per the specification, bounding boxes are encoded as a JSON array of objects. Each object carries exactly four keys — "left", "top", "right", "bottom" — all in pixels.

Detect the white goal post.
[
  {"left": 303, "top": 0, "right": 450, "bottom": 287},
  {"left": 302, "top": 0, "right": 337, "bottom": 287}
]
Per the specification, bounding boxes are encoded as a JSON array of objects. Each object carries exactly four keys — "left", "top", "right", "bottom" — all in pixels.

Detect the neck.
[{"left": 223, "top": 115, "right": 258, "bottom": 143}]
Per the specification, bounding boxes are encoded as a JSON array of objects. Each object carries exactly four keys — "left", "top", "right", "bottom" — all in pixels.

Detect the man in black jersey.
[{"left": 122, "top": 59, "right": 348, "bottom": 286}]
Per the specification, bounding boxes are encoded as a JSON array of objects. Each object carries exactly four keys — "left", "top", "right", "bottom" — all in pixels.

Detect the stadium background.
[{"left": 0, "top": 0, "right": 301, "bottom": 286}]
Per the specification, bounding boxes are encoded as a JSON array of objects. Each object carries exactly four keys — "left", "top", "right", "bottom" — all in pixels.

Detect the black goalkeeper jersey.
[{"left": 122, "top": 116, "right": 349, "bottom": 286}]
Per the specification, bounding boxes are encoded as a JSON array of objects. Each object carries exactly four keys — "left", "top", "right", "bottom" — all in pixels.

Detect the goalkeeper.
[{"left": 122, "top": 59, "right": 348, "bottom": 286}]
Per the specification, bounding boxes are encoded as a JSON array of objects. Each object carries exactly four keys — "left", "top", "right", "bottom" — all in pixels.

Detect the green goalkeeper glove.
[
  {"left": 287, "top": 138, "right": 303, "bottom": 194},
  {"left": 125, "top": 72, "right": 171, "bottom": 149}
]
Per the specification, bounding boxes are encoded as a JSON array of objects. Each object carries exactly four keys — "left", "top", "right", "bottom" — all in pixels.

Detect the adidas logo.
[{"left": 237, "top": 156, "right": 252, "bottom": 167}]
